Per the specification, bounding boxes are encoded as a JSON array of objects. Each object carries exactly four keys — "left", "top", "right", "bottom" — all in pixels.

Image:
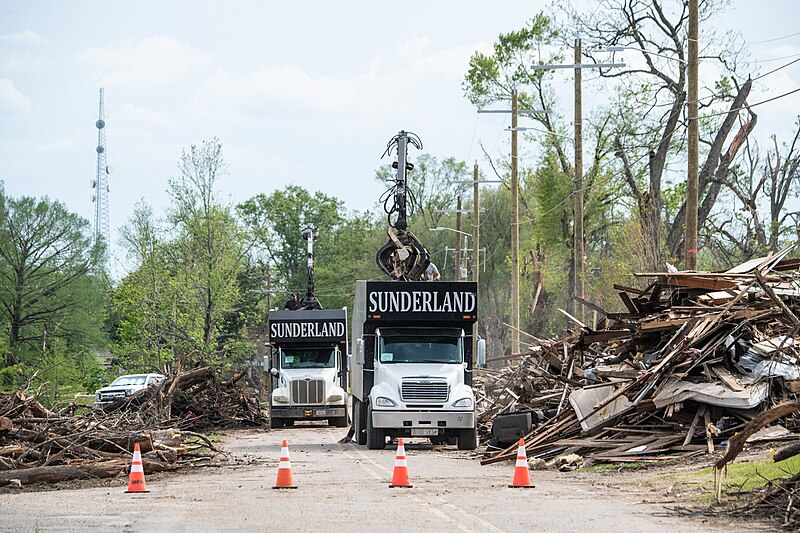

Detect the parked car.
[{"left": 94, "top": 373, "right": 166, "bottom": 407}]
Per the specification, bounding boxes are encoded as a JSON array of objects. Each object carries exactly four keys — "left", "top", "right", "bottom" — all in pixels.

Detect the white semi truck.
[
  {"left": 350, "top": 280, "right": 483, "bottom": 449},
  {"left": 267, "top": 308, "right": 348, "bottom": 428},
  {"left": 266, "top": 224, "right": 349, "bottom": 428}
]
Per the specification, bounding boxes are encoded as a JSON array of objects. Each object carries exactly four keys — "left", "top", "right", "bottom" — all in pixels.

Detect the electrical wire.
[
  {"left": 696, "top": 86, "right": 800, "bottom": 120},
  {"left": 746, "top": 30, "right": 800, "bottom": 45},
  {"left": 752, "top": 56, "right": 800, "bottom": 81}
]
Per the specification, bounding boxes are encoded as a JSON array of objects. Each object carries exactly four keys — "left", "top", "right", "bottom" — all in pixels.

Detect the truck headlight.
[
  {"left": 273, "top": 395, "right": 289, "bottom": 403},
  {"left": 453, "top": 398, "right": 473, "bottom": 408},
  {"left": 375, "top": 396, "right": 396, "bottom": 407},
  {"left": 327, "top": 394, "right": 344, "bottom": 403}
]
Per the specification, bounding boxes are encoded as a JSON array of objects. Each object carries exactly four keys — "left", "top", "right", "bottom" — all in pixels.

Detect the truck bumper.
[
  {"left": 271, "top": 405, "right": 346, "bottom": 419},
  {"left": 372, "top": 410, "right": 475, "bottom": 429}
]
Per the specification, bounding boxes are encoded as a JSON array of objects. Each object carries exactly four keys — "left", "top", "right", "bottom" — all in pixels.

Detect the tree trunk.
[{"left": 667, "top": 79, "right": 754, "bottom": 258}]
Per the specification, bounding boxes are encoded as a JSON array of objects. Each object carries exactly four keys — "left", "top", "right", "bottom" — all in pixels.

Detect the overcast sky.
[{"left": 1, "top": 0, "right": 799, "bottom": 273}]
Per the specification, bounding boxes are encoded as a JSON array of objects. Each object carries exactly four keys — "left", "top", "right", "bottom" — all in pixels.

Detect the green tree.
[
  {"left": 168, "top": 139, "right": 249, "bottom": 360},
  {"left": 237, "top": 185, "right": 345, "bottom": 297},
  {"left": 115, "top": 140, "right": 252, "bottom": 370},
  {"left": 0, "top": 185, "right": 106, "bottom": 386}
]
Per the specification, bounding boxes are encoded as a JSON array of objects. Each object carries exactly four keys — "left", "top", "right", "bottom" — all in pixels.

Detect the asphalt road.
[{"left": 0, "top": 424, "right": 734, "bottom": 532}]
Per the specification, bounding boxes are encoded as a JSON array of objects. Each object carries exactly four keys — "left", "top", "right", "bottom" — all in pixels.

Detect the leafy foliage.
[{"left": 0, "top": 184, "right": 107, "bottom": 389}]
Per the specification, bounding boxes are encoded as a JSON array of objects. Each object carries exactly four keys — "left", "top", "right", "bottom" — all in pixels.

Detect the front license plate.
[
  {"left": 411, "top": 428, "right": 438, "bottom": 436},
  {"left": 315, "top": 410, "right": 328, "bottom": 416}
]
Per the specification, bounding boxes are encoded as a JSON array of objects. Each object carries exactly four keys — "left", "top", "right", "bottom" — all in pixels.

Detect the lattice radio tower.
[{"left": 92, "top": 87, "right": 111, "bottom": 248}]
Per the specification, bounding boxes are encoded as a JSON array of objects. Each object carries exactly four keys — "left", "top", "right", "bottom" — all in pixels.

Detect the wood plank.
[
  {"left": 710, "top": 365, "right": 745, "bottom": 392},
  {"left": 618, "top": 291, "right": 639, "bottom": 313},
  {"left": 683, "top": 406, "right": 705, "bottom": 446},
  {"left": 581, "top": 329, "right": 633, "bottom": 344},
  {"left": 663, "top": 275, "right": 738, "bottom": 291},
  {"left": 639, "top": 317, "right": 691, "bottom": 332},
  {"left": 704, "top": 409, "right": 714, "bottom": 453}
]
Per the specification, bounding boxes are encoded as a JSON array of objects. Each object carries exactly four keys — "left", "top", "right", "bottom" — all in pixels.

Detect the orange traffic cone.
[
  {"left": 273, "top": 440, "right": 298, "bottom": 489},
  {"left": 389, "top": 438, "right": 412, "bottom": 488},
  {"left": 126, "top": 442, "right": 149, "bottom": 493},
  {"left": 509, "top": 438, "right": 534, "bottom": 488}
]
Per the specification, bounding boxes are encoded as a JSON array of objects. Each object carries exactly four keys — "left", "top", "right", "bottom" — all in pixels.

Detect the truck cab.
[
  {"left": 267, "top": 309, "right": 348, "bottom": 428},
  {"left": 351, "top": 280, "right": 484, "bottom": 449}
]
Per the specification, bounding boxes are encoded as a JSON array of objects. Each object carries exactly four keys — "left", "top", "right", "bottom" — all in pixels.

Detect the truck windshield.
[
  {"left": 379, "top": 335, "right": 462, "bottom": 364},
  {"left": 281, "top": 348, "right": 335, "bottom": 369}
]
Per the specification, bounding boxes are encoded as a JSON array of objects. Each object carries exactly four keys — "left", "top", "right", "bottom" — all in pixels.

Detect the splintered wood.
[
  {"left": 0, "top": 367, "right": 266, "bottom": 487},
  {"left": 478, "top": 248, "right": 800, "bottom": 466}
]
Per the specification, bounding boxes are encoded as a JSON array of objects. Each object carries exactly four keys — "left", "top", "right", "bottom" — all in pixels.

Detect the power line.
[
  {"left": 747, "top": 30, "right": 800, "bottom": 45},
  {"left": 753, "top": 56, "right": 800, "bottom": 81},
  {"left": 696, "top": 86, "right": 800, "bottom": 120},
  {"left": 739, "top": 51, "right": 800, "bottom": 65}
]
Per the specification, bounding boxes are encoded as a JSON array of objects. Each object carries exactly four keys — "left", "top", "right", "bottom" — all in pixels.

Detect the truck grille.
[
  {"left": 291, "top": 379, "right": 324, "bottom": 404},
  {"left": 401, "top": 378, "right": 449, "bottom": 402}
]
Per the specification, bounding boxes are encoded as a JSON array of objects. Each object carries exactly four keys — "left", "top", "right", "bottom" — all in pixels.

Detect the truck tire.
[
  {"left": 270, "top": 417, "right": 285, "bottom": 429},
  {"left": 329, "top": 416, "right": 348, "bottom": 428},
  {"left": 353, "top": 398, "right": 367, "bottom": 445},
  {"left": 366, "top": 404, "right": 386, "bottom": 450},
  {"left": 457, "top": 427, "right": 478, "bottom": 450}
]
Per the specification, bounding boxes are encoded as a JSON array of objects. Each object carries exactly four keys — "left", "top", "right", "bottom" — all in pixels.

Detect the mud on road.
[{"left": 0, "top": 425, "right": 763, "bottom": 532}]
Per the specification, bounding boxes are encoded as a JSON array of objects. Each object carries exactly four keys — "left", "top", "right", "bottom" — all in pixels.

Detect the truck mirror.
[
  {"left": 262, "top": 356, "right": 270, "bottom": 370},
  {"left": 355, "top": 338, "right": 364, "bottom": 365},
  {"left": 269, "top": 367, "right": 279, "bottom": 377},
  {"left": 477, "top": 339, "right": 487, "bottom": 368}
]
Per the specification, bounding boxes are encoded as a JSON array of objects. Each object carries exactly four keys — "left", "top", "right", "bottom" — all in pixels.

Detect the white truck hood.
[{"left": 372, "top": 362, "right": 471, "bottom": 407}]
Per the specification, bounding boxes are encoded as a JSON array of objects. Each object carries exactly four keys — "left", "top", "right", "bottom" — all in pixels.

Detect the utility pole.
[
  {"left": 477, "top": 103, "right": 547, "bottom": 356},
  {"left": 455, "top": 195, "right": 462, "bottom": 280},
  {"left": 574, "top": 37, "right": 585, "bottom": 322},
  {"left": 511, "top": 89, "right": 520, "bottom": 354},
  {"left": 686, "top": 0, "right": 699, "bottom": 270},
  {"left": 531, "top": 43, "right": 622, "bottom": 325},
  {"left": 472, "top": 162, "right": 480, "bottom": 363}
]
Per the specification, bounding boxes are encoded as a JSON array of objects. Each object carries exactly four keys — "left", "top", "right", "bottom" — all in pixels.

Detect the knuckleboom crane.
[
  {"left": 300, "top": 224, "right": 322, "bottom": 310},
  {"left": 375, "top": 131, "right": 431, "bottom": 280}
]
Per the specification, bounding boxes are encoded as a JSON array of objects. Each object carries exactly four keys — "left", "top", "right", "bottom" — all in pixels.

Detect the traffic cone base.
[
  {"left": 509, "top": 438, "right": 535, "bottom": 489},
  {"left": 273, "top": 439, "right": 298, "bottom": 489},
  {"left": 126, "top": 442, "right": 150, "bottom": 493},
  {"left": 389, "top": 438, "right": 412, "bottom": 488}
]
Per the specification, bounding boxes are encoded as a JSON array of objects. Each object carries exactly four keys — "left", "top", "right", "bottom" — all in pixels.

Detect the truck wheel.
[
  {"left": 329, "top": 416, "right": 348, "bottom": 428},
  {"left": 366, "top": 404, "right": 386, "bottom": 450},
  {"left": 270, "top": 417, "right": 285, "bottom": 429},
  {"left": 457, "top": 427, "right": 478, "bottom": 450},
  {"left": 354, "top": 398, "right": 367, "bottom": 445}
]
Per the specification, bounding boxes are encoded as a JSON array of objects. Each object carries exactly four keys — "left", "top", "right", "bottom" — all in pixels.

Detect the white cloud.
[
  {"left": 0, "top": 30, "right": 43, "bottom": 45},
  {"left": 76, "top": 36, "right": 209, "bottom": 89},
  {"left": 114, "top": 103, "right": 174, "bottom": 130},
  {"left": 190, "top": 37, "right": 481, "bottom": 129},
  {"left": 192, "top": 65, "right": 366, "bottom": 118},
  {"left": 0, "top": 78, "right": 31, "bottom": 113}
]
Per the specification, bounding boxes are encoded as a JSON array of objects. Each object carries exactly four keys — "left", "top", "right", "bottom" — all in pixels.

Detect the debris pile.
[
  {"left": 0, "top": 366, "right": 266, "bottom": 487},
  {"left": 479, "top": 248, "right": 800, "bottom": 467}
]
